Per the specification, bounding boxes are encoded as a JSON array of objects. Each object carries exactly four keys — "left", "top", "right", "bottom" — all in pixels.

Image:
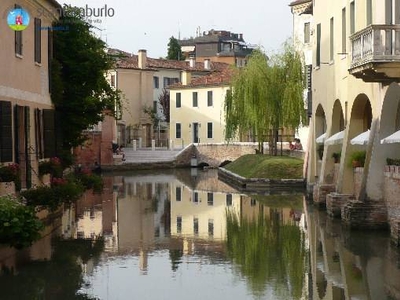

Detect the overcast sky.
[{"left": 61, "top": 0, "right": 294, "bottom": 59}]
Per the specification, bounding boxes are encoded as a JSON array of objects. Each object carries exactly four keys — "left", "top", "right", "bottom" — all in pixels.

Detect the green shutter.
[
  {"left": 0, "top": 101, "right": 12, "bottom": 162},
  {"left": 43, "top": 109, "right": 56, "bottom": 158}
]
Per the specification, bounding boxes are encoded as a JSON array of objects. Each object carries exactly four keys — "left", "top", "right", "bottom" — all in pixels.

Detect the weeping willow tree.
[{"left": 224, "top": 42, "right": 306, "bottom": 155}]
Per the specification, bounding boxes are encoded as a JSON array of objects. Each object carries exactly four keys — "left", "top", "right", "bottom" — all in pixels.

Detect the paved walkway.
[{"left": 122, "top": 148, "right": 182, "bottom": 163}]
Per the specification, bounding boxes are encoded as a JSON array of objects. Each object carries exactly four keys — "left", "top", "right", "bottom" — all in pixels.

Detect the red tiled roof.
[
  {"left": 169, "top": 67, "right": 236, "bottom": 89},
  {"left": 108, "top": 48, "right": 229, "bottom": 72}
]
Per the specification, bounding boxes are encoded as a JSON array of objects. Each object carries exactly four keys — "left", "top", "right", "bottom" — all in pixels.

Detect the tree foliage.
[
  {"left": 158, "top": 88, "right": 170, "bottom": 122},
  {"left": 224, "top": 42, "right": 306, "bottom": 154},
  {"left": 51, "top": 6, "right": 122, "bottom": 148},
  {"left": 167, "top": 36, "right": 184, "bottom": 60}
]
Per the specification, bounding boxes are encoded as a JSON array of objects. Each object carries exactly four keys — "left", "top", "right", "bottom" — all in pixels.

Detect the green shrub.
[
  {"left": 75, "top": 173, "right": 103, "bottom": 193},
  {"left": 0, "top": 195, "right": 44, "bottom": 249},
  {"left": 386, "top": 158, "right": 400, "bottom": 166},
  {"left": 38, "top": 157, "right": 63, "bottom": 178},
  {"left": 21, "top": 181, "right": 84, "bottom": 211},
  {"left": 348, "top": 150, "right": 366, "bottom": 168}
]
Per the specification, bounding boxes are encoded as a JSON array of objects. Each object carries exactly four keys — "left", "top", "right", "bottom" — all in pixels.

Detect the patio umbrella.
[
  {"left": 325, "top": 130, "right": 345, "bottom": 146},
  {"left": 315, "top": 133, "right": 326, "bottom": 144},
  {"left": 381, "top": 129, "right": 400, "bottom": 144},
  {"left": 350, "top": 130, "right": 370, "bottom": 145}
]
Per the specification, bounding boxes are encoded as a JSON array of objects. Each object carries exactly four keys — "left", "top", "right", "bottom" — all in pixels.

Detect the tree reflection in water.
[
  {"left": 226, "top": 199, "right": 308, "bottom": 299},
  {"left": 0, "top": 237, "right": 104, "bottom": 300}
]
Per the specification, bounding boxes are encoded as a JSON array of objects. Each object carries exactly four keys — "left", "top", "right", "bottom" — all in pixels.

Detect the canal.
[{"left": 1, "top": 169, "right": 400, "bottom": 299}]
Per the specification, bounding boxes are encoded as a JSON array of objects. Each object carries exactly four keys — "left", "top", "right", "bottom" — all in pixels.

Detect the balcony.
[{"left": 349, "top": 25, "right": 400, "bottom": 82}]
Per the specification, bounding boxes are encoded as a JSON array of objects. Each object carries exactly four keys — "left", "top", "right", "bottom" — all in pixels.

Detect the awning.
[
  {"left": 315, "top": 133, "right": 326, "bottom": 144},
  {"left": 325, "top": 130, "right": 345, "bottom": 146},
  {"left": 381, "top": 129, "right": 400, "bottom": 144},
  {"left": 350, "top": 130, "right": 370, "bottom": 145}
]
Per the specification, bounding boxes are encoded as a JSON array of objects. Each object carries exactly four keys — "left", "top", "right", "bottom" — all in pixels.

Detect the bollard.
[
  {"left": 152, "top": 139, "right": 155, "bottom": 151},
  {"left": 133, "top": 140, "right": 137, "bottom": 151}
]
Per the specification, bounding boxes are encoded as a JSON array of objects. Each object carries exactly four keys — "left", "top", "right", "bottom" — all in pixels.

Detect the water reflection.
[{"left": 1, "top": 169, "right": 400, "bottom": 299}]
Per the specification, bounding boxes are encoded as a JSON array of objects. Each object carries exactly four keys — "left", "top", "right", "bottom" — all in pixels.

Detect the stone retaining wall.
[
  {"left": 218, "top": 167, "right": 306, "bottom": 194},
  {"left": 313, "top": 184, "right": 335, "bottom": 208},
  {"left": 384, "top": 165, "right": 400, "bottom": 244},
  {"left": 342, "top": 200, "right": 388, "bottom": 230},
  {"left": 326, "top": 193, "right": 355, "bottom": 218}
]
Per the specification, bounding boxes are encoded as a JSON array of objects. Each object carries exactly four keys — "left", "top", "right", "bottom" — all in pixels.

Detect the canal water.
[{"left": 1, "top": 169, "right": 400, "bottom": 300}]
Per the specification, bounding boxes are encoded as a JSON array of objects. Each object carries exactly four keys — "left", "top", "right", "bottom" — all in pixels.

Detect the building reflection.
[{"left": 305, "top": 204, "right": 400, "bottom": 299}]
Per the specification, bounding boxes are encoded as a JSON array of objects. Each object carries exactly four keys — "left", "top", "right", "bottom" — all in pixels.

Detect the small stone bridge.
[{"left": 176, "top": 142, "right": 261, "bottom": 167}]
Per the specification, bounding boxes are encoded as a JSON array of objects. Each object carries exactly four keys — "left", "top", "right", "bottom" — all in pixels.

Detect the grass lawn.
[{"left": 223, "top": 154, "right": 304, "bottom": 179}]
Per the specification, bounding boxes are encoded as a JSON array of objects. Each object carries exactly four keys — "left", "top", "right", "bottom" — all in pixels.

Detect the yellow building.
[
  {"left": 304, "top": 0, "right": 400, "bottom": 237},
  {"left": 169, "top": 68, "right": 233, "bottom": 148},
  {"left": 0, "top": 0, "right": 59, "bottom": 194}
]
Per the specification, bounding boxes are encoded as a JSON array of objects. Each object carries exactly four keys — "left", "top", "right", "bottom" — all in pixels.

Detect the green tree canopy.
[
  {"left": 224, "top": 42, "right": 306, "bottom": 154},
  {"left": 51, "top": 7, "right": 122, "bottom": 149},
  {"left": 167, "top": 36, "right": 184, "bottom": 60}
]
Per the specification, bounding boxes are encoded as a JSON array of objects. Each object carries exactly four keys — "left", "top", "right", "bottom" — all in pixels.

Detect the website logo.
[{"left": 7, "top": 7, "right": 30, "bottom": 31}]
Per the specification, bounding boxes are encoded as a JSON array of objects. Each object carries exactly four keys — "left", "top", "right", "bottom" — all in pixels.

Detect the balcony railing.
[{"left": 349, "top": 24, "right": 400, "bottom": 81}]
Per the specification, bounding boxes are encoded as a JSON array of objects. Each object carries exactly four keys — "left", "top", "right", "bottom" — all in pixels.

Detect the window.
[
  {"left": 177, "top": 216, "right": 182, "bottom": 234},
  {"left": 207, "top": 122, "right": 213, "bottom": 139},
  {"left": 153, "top": 76, "right": 159, "bottom": 89},
  {"left": 316, "top": 23, "right": 321, "bottom": 67},
  {"left": 226, "top": 194, "right": 232, "bottom": 206},
  {"left": 176, "top": 92, "right": 181, "bottom": 108},
  {"left": 175, "top": 123, "right": 181, "bottom": 139},
  {"left": 350, "top": 1, "right": 355, "bottom": 34},
  {"left": 342, "top": 8, "right": 347, "bottom": 53},
  {"left": 207, "top": 193, "right": 213, "bottom": 206},
  {"left": 193, "top": 217, "right": 199, "bottom": 235},
  {"left": 0, "top": 101, "right": 12, "bottom": 162},
  {"left": 208, "top": 219, "right": 214, "bottom": 237},
  {"left": 192, "top": 92, "right": 198, "bottom": 107},
  {"left": 110, "top": 74, "right": 116, "bottom": 87},
  {"left": 15, "top": 5, "right": 22, "bottom": 56},
  {"left": 366, "top": 0, "right": 372, "bottom": 25},
  {"left": 164, "top": 77, "right": 179, "bottom": 88},
  {"left": 330, "top": 17, "right": 334, "bottom": 62},
  {"left": 48, "top": 30, "right": 53, "bottom": 92},
  {"left": 176, "top": 186, "right": 181, "bottom": 201},
  {"left": 34, "top": 18, "right": 41, "bottom": 63},
  {"left": 193, "top": 192, "right": 199, "bottom": 203},
  {"left": 207, "top": 91, "right": 213, "bottom": 106},
  {"left": 251, "top": 199, "right": 257, "bottom": 206},
  {"left": 153, "top": 101, "right": 157, "bottom": 113},
  {"left": 304, "top": 22, "right": 310, "bottom": 44}
]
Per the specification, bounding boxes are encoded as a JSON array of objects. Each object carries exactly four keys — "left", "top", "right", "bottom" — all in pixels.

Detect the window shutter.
[
  {"left": 43, "top": 109, "right": 56, "bottom": 158},
  {"left": 0, "top": 101, "right": 13, "bottom": 162}
]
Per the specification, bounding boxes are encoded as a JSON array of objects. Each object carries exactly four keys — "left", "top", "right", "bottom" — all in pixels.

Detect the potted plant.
[
  {"left": 332, "top": 151, "right": 341, "bottom": 163},
  {"left": 349, "top": 150, "right": 366, "bottom": 168}
]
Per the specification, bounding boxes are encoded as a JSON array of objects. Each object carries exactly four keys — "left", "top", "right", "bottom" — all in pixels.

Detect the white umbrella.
[
  {"left": 315, "top": 133, "right": 326, "bottom": 144},
  {"left": 381, "top": 129, "right": 400, "bottom": 144},
  {"left": 350, "top": 130, "right": 370, "bottom": 145},
  {"left": 325, "top": 130, "right": 345, "bottom": 146}
]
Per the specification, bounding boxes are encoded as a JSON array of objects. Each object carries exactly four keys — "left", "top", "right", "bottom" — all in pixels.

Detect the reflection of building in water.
[
  {"left": 170, "top": 182, "right": 241, "bottom": 240},
  {"left": 60, "top": 175, "right": 119, "bottom": 251},
  {"left": 305, "top": 206, "right": 400, "bottom": 299}
]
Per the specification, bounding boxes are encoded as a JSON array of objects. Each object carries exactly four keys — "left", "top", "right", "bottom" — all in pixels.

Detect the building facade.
[
  {"left": 109, "top": 49, "right": 229, "bottom": 148},
  {"left": 307, "top": 0, "right": 400, "bottom": 240},
  {"left": 169, "top": 68, "right": 233, "bottom": 149},
  {"left": 0, "top": 0, "right": 59, "bottom": 194}
]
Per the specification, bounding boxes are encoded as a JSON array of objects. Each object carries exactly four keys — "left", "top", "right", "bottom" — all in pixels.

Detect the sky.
[{"left": 61, "top": 0, "right": 294, "bottom": 59}]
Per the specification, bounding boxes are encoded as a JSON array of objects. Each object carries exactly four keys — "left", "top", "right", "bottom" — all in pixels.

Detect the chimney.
[
  {"left": 181, "top": 71, "right": 191, "bottom": 86},
  {"left": 189, "top": 57, "right": 195, "bottom": 68},
  {"left": 204, "top": 59, "right": 210, "bottom": 70},
  {"left": 238, "top": 33, "right": 243, "bottom": 40},
  {"left": 138, "top": 49, "right": 147, "bottom": 69}
]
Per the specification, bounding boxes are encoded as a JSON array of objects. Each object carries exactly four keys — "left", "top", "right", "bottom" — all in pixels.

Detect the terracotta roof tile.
[
  {"left": 108, "top": 48, "right": 229, "bottom": 72},
  {"left": 169, "top": 67, "right": 236, "bottom": 89}
]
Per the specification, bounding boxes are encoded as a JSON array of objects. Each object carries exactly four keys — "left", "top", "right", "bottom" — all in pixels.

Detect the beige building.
[
  {"left": 307, "top": 0, "right": 400, "bottom": 238},
  {"left": 108, "top": 49, "right": 228, "bottom": 148},
  {"left": 169, "top": 68, "right": 233, "bottom": 148},
  {"left": 0, "top": 0, "right": 59, "bottom": 195}
]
